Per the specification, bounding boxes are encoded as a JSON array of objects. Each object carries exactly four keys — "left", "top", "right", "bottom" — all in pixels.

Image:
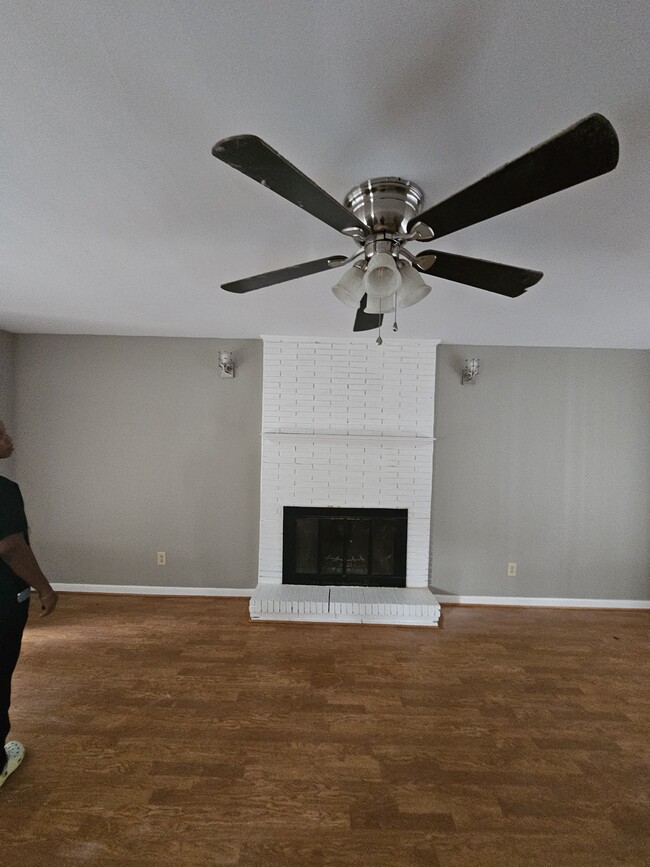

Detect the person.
[{"left": 0, "top": 420, "right": 58, "bottom": 788}]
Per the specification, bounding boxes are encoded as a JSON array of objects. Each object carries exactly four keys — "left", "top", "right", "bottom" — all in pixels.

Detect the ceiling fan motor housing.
[{"left": 344, "top": 177, "right": 424, "bottom": 235}]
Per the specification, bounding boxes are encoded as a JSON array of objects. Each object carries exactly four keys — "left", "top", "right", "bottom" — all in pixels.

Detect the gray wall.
[
  {"left": 11, "top": 335, "right": 649, "bottom": 599},
  {"left": 431, "top": 345, "right": 650, "bottom": 600},
  {"left": 14, "top": 335, "right": 262, "bottom": 589},
  {"left": 0, "top": 331, "right": 16, "bottom": 476}
]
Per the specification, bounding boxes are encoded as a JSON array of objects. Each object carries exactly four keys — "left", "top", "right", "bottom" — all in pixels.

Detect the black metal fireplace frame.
[{"left": 282, "top": 506, "right": 407, "bottom": 587}]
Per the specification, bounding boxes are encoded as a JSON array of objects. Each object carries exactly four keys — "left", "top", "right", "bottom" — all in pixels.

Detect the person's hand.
[{"left": 39, "top": 588, "right": 59, "bottom": 617}]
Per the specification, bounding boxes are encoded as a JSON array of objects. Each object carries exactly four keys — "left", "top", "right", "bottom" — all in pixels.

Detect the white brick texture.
[{"left": 259, "top": 337, "right": 438, "bottom": 588}]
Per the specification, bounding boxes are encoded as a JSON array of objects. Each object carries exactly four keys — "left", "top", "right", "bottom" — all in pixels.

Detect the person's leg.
[{"left": 0, "top": 595, "right": 30, "bottom": 773}]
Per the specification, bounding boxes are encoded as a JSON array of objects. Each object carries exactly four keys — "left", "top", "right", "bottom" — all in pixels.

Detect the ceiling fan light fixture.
[
  {"left": 332, "top": 265, "right": 366, "bottom": 308},
  {"left": 363, "top": 252, "right": 401, "bottom": 299},
  {"left": 396, "top": 260, "right": 431, "bottom": 308}
]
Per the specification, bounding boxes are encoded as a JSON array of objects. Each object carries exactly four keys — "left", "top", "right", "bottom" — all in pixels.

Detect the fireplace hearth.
[{"left": 283, "top": 507, "right": 407, "bottom": 587}]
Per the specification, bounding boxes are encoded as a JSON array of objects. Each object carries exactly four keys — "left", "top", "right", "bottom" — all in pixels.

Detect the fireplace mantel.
[{"left": 262, "top": 432, "right": 434, "bottom": 447}]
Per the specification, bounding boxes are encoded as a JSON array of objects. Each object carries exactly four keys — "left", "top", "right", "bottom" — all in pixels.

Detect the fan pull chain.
[
  {"left": 393, "top": 292, "right": 398, "bottom": 331},
  {"left": 376, "top": 304, "right": 383, "bottom": 345}
]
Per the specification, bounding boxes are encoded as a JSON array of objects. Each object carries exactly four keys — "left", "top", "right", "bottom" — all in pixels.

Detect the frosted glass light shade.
[
  {"left": 363, "top": 252, "right": 401, "bottom": 299},
  {"left": 332, "top": 266, "right": 366, "bottom": 308},
  {"left": 364, "top": 294, "right": 395, "bottom": 314},
  {"left": 397, "top": 261, "right": 431, "bottom": 308}
]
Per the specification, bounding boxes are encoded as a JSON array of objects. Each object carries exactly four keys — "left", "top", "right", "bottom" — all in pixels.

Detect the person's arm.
[{"left": 0, "top": 533, "right": 58, "bottom": 616}]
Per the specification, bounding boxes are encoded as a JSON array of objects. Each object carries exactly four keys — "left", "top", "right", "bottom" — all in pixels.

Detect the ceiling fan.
[{"left": 212, "top": 114, "right": 619, "bottom": 340}]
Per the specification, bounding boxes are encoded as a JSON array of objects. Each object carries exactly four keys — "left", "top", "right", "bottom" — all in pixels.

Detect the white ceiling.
[{"left": 2, "top": 0, "right": 649, "bottom": 347}]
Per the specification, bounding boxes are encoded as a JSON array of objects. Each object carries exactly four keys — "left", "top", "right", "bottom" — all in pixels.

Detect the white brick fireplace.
[{"left": 251, "top": 336, "right": 441, "bottom": 625}]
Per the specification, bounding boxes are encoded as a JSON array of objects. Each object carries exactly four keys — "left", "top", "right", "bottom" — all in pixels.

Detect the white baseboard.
[
  {"left": 52, "top": 583, "right": 254, "bottom": 597},
  {"left": 49, "top": 585, "right": 649, "bottom": 610},
  {"left": 436, "top": 594, "right": 650, "bottom": 610}
]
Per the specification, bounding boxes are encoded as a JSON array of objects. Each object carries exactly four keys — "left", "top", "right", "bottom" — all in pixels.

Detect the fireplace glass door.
[{"left": 283, "top": 507, "right": 407, "bottom": 587}]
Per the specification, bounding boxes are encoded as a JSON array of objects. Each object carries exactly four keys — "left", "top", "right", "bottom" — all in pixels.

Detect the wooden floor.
[{"left": 2, "top": 595, "right": 649, "bottom": 866}]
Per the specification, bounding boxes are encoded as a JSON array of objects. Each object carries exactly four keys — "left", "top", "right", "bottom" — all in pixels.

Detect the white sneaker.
[{"left": 0, "top": 741, "right": 25, "bottom": 788}]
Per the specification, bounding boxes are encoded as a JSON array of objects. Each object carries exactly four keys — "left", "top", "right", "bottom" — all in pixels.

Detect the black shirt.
[{"left": 0, "top": 475, "right": 30, "bottom": 595}]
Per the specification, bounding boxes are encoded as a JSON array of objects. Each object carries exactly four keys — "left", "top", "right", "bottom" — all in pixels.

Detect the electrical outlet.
[
  {"left": 157, "top": 551, "right": 166, "bottom": 566},
  {"left": 507, "top": 561, "right": 517, "bottom": 577}
]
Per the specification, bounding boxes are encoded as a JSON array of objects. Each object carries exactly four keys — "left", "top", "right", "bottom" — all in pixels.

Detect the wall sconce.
[
  {"left": 218, "top": 350, "right": 234, "bottom": 379},
  {"left": 461, "top": 357, "right": 480, "bottom": 385}
]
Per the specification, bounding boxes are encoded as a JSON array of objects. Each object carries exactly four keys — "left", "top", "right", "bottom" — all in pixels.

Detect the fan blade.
[
  {"left": 213, "top": 135, "right": 368, "bottom": 235},
  {"left": 222, "top": 256, "right": 347, "bottom": 293},
  {"left": 416, "top": 250, "right": 542, "bottom": 297},
  {"left": 410, "top": 114, "right": 619, "bottom": 239},
  {"left": 353, "top": 294, "right": 384, "bottom": 331}
]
